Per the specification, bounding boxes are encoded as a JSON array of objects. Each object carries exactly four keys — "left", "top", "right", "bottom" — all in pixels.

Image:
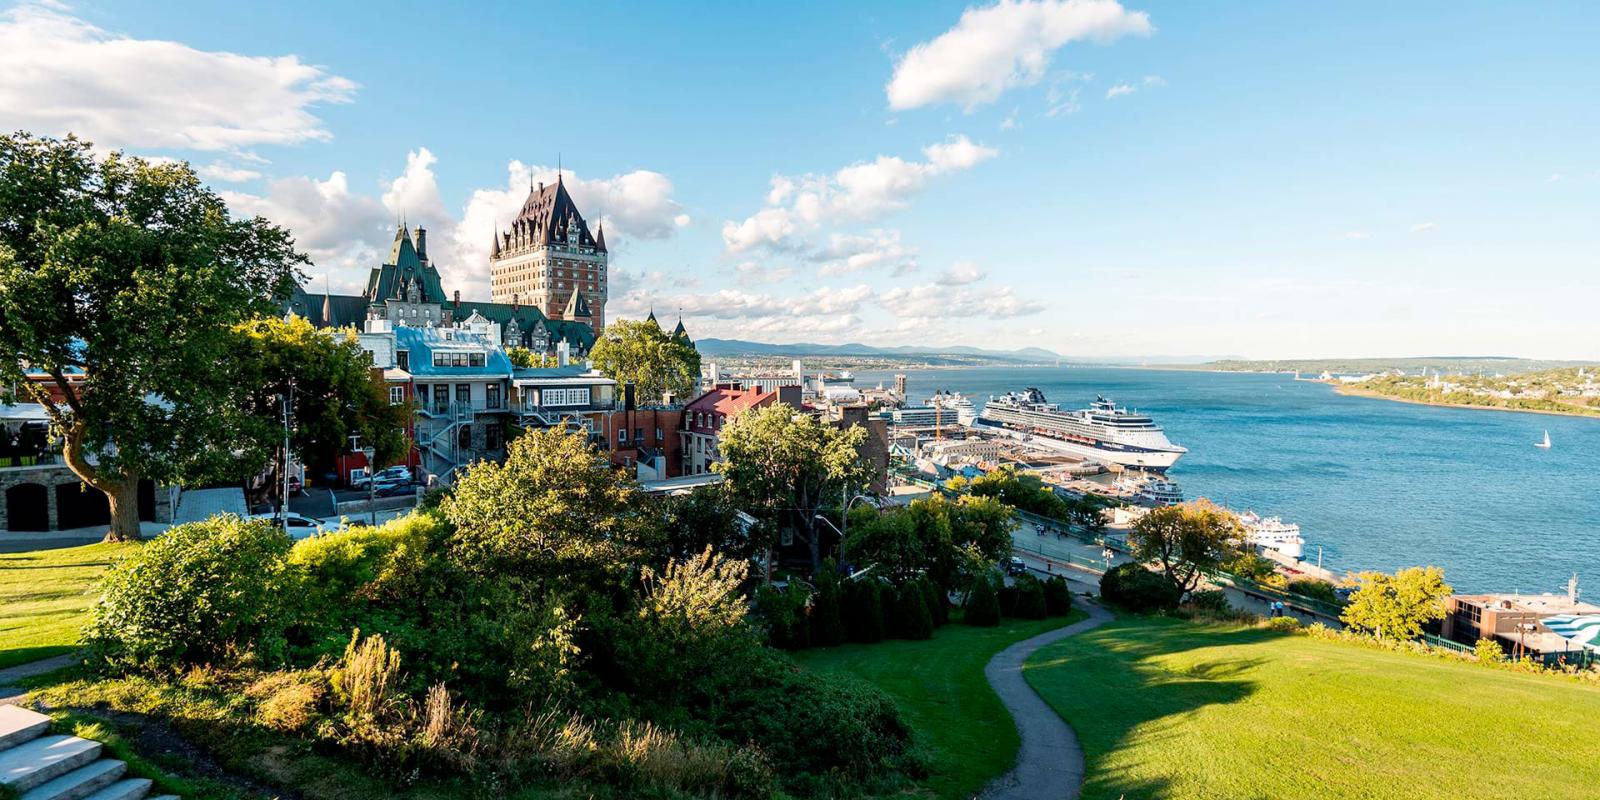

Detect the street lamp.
[{"left": 818, "top": 493, "right": 879, "bottom": 567}]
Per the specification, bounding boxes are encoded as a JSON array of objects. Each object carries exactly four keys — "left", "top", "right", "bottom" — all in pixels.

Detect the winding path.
[{"left": 981, "top": 600, "right": 1114, "bottom": 800}]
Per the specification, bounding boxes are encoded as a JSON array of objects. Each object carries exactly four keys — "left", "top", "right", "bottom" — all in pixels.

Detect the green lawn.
[
  {"left": 1026, "top": 616, "right": 1600, "bottom": 800},
  {"left": 0, "top": 542, "right": 132, "bottom": 669},
  {"left": 794, "top": 610, "right": 1086, "bottom": 800}
]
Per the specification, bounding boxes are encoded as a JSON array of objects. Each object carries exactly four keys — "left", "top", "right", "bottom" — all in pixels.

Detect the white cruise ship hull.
[{"left": 974, "top": 418, "right": 1185, "bottom": 471}]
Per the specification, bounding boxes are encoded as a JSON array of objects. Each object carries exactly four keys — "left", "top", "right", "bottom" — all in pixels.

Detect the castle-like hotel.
[{"left": 287, "top": 173, "right": 609, "bottom": 356}]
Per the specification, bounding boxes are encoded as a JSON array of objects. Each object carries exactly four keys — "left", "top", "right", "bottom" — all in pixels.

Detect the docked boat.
[
  {"left": 894, "top": 390, "right": 977, "bottom": 428},
  {"left": 1135, "top": 478, "right": 1184, "bottom": 507},
  {"left": 976, "top": 390, "right": 1187, "bottom": 472},
  {"left": 1238, "top": 511, "right": 1305, "bottom": 559}
]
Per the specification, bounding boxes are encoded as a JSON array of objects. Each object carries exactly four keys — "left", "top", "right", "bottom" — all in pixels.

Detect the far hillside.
[{"left": 1176, "top": 356, "right": 1598, "bottom": 375}]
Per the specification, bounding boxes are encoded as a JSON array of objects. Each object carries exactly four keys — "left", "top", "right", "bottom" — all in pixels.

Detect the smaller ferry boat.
[
  {"left": 1238, "top": 511, "right": 1305, "bottom": 559},
  {"left": 1535, "top": 430, "right": 1551, "bottom": 449}
]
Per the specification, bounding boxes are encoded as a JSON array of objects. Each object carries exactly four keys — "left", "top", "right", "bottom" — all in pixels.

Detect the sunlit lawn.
[
  {"left": 0, "top": 542, "right": 132, "bottom": 669},
  {"left": 1026, "top": 615, "right": 1600, "bottom": 800},
  {"left": 794, "top": 610, "right": 1085, "bottom": 800}
]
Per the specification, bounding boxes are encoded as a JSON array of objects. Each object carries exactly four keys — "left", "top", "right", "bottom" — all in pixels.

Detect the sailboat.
[{"left": 1535, "top": 430, "right": 1552, "bottom": 449}]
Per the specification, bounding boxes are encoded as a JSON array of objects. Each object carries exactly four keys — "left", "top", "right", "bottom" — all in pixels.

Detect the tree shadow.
[{"left": 1026, "top": 618, "right": 1289, "bottom": 800}]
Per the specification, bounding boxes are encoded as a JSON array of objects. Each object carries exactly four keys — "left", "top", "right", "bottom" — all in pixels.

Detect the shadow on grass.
[{"left": 1026, "top": 616, "right": 1288, "bottom": 800}]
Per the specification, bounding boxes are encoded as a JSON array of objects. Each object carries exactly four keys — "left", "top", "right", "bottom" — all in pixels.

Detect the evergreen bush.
[
  {"left": 964, "top": 575, "right": 1001, "bottom": 627},
  {"left": 997, "top": 581, "right": 1019, "bottom": 618},
  {"left": 890, "top": 583, "right": 935, "bottom": 640},
  {"left": 810, "top": 560, "right": 846, "bottom": 647},
  {"left": 1043, "top": 576, "right": 1074, "bottom": 616},
  {"left": 844, "top": 579, "right": 885, "bottom": 643},
  {"left": 1099, "top": 562, "right": 1182, "bottom": 614},
  {"left": 918, "top": 576, "right": 948, "bottom": 626},
  {"left": 1013, "top": 574, "right": 1048, "bottom": 620}
]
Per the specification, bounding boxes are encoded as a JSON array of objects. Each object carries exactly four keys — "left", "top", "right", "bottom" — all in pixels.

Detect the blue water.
[{"left": 856, "top": 366, "right": 1600, "bottom": 593}]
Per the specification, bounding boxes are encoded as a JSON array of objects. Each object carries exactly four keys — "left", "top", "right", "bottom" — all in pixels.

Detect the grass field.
[
  {"left": 1026, "top": 616, "right": 1600, "bottom": 800},
  {"left": 794, "top": 610, "right": 1086, "bottom": 800},
  {"left": 0, "top": 542, "right": 131, "bottom": 669}
]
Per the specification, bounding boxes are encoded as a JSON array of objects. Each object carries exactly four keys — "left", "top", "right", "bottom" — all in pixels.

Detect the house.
[
  {"left": 1441, "top": 581, "right": 1600, "bottom": 664},
  {"left": 680, "top": 384, "right": 802, "bottom": 476}
]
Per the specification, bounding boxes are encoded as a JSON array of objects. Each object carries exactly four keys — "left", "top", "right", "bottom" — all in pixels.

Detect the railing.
[
  {"left": 0, "top": 453, "right": 63, "bottom": 469},
  {"left": 417, "top": 401, "right": 509, "bottom": 421}
]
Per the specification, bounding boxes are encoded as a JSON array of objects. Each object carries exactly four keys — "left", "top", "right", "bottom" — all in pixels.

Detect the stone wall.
[{"left": 1, "top": 463, "right": 175, "bottom": 532}]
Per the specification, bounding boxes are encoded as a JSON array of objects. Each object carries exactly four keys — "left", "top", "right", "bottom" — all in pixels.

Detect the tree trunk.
[{"left": 59, "top": 420, "right": 143, "bottom": 542}]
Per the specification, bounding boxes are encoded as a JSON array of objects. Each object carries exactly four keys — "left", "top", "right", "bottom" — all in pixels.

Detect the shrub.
[
  {"left": 1286, "top": 578, "right": 1340, "bottom": 605},
  {"left": 810, "top": 561, "right": 846, "bottom": 647},
  {"left": 85, "top": 514, "right": 301, "bottom": 671},
  {"left": 1043, "top": 576, "right": 1074, "bottom": 616},
  {"left": 918, "top": 576, "right": 948, "bottom": 626},
  {"left": 1099, "top": 563, "right": 1181, "bottom": 614},
  {"left": 889, "top": 583, "right": 934, "bottom": 640},
  {"left": 844, "top": 579, "right": 885, "bottom": 643},
  {"left": 1012, "top": 574, "right": 1047, "bottom": 620},
  {"left": 246, "top": 670, "right": 327, "bottom": 733},
  {"left": 1187, "top": 588, "right": 1230, "bottom": 613},
  {"left": 1266, "top": 615, "right": 1301, "bottom": 632},
  {"left": 996, "top": 580, "right": 1019, "bottom": 618},
  {"left": 755, "top": 584, "right": 811, "bottom": 650},
  {"left": 964, "top": 575, "right": 1001, "bottom": 627},
  {"left": 289, "top": 510, "right": 445, "bottom": 604},
  {"left": 331, "top": 630, "right": 405, "bottom": 738},
  {"left": 614, "top": 548, "right": 759, "bottom": 702},
  {"left": 1476, "top": 637, "right": 1506, "bottom": 665}
]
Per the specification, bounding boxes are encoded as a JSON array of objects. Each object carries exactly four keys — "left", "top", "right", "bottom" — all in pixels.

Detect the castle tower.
[{"left": 488, "top": 173, "right": 608, "bottom": 332}]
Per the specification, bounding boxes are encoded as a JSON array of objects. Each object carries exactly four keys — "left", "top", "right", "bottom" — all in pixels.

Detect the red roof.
[{"left": 686, "top": 386, "right": 776, "bottom": 417}]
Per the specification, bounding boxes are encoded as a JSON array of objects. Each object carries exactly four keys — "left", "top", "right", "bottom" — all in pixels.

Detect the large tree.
[
  {"left": 1127, "top": 499, "right": 1247, "bottom": 595},
  {"left": 1340, "top": 566, "right": 1452, "bottom": 641},
  {"left": 587, "top": 317, "right": 701, "bottom": 405},
  {"left": 0, "top": 133, "right": 303, "bottom": 540},
  {"left": 716, "top": 404, "right": 868, "bottom": 573},
  {"left": 233, "top": 315, "right": 410, "bottom": 506},
  {"left": 844, "top": 493, "right": 1013, "bottom": 591}
]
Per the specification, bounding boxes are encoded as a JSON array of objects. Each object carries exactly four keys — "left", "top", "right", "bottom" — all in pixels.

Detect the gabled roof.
[
  {"left": 685, "top": 386, "right": 775, "bottom": 417},
  {"left": 563, "top": 289, "right": 592, "bottom": 319},
  {"left": 392, "top": 327, "right": 514, "bottom": 377},
  {"left": 366, "top": 226, "right": 447, "bottom": 304},
  {"left": 499, "top": 175, "right": 600, "bottom": 252},
  {"left": 284, "top": 286, "right": 368, "bottom": 329},
  {"left": 449, "top": 300, "right": 598, "bottom": 351}
]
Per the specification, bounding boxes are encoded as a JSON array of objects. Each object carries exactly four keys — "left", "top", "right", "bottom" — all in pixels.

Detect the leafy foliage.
[
  {"left": 1044, "top": 575, "right": 1074, "bottom": 616},
  {"left": 1011, "top": 574, "right": 1048, "bottom": 620},
  {"left": 1099, "top": 562, "right": 1182, "bottom": 613},
  {"left": 1128, "top": 500, "right": 1247, "bottom": 594},
  {"left": 844, "top": 579, "right": 887, "bottom": 643},
  {"left": 587, "top": 317, "right": 701, "bottom": 404},
  {"left": 0, "top": 133, "right": 305, "bottom": 538},
  {"left": 1340, "top": 567, "right": 1453, "bottom": 641},
  {"left": 845, "top": 493, "right": 1013, "bottom": 593},
  {"left": 963, "top": 575, "right": 1001, "bottom": 627},
  {"left": 85, "top": 515, "right": 300, "bottom": 670}
]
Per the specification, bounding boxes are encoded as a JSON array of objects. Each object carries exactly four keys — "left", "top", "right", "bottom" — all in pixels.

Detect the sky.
[{"left": 2, "top": 0, "right": 1597, "bottom": 360}]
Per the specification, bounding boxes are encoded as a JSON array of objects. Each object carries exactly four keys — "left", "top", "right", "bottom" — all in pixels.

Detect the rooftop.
[{"left": 1455, "top": 593, "right": 1600, "bottom": 616}]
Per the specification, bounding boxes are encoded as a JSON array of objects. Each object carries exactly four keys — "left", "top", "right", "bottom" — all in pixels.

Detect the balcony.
[
  {"left": 416, "top": 401, "right": 509, "bottom": 421},
  {"left": 0, "top": 453, "right": 63, "bottom": 470}
]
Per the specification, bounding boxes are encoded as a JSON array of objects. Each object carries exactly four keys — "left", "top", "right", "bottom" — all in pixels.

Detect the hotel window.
[
  {"left": 486, "top": 385, "right": 502, "bottom": 410},
  {"left": 388, "top": 386, "right": 405, "bottom": 406},
  {"left": 456, "top": 383, "right": 470, "bottom": 408}
]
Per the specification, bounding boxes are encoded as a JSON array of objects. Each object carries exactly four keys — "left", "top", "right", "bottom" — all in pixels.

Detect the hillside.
[
  {"left": 695, "top": 338, "right": 1062, "bottom": 364},
  {"left": 1182, "top": 356, "right": 1596, "bottom": 375}
]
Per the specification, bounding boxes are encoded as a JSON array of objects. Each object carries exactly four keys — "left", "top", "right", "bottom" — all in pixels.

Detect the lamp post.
[
  {"left": 360, "top": 446, "right": 376, "bottom": 526},
  {"left": 819, "top": 493, "right": 879, "bottom": 569}
]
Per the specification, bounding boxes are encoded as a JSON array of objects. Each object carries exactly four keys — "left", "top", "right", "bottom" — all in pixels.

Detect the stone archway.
[
  {"left": 55, "top": 482, "right": 110, "bottom": 530},
  {"left": 4, "top": 483, "right": 49, "bottom": 531}
]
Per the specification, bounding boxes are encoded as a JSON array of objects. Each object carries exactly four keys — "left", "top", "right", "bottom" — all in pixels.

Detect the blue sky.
[{"left": 3, "top": 1, "right": 1597, "bottom": 358}]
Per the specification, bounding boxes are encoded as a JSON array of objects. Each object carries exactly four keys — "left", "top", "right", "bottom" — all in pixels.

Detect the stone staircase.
[{"left": 0, "top": 705, "right": 178, "bottom": 800}]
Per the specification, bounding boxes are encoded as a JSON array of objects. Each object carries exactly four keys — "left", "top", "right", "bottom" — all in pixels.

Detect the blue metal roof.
[{"left": 392, "top": 326, "right": 513, "bottom": 377}]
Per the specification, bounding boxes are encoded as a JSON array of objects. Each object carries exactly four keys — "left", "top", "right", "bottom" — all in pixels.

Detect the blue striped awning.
[{"left": 1542, "top": 615, "right": 1600, "bottom": 652}]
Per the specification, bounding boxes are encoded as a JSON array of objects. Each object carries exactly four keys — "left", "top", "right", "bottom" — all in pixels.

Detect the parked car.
[
  {"left": 352, "top": 466, "right": 411, "bottom": 489},
  {"left": 1007, "top": 556, "right": 1028, "bottom": 576},
  {"left": 249, "top": 512, "right": 332, "bottom": 540},
  {"left": 374, "top": 481, "right": 418, "bottom": 498}
]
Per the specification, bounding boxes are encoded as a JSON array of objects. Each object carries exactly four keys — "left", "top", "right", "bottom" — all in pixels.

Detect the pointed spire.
[
  {"left": 646, "top": 306, "right": 658, "bottom": 326},
  {"left": 594, "top": 217, "right": 607, "bottom": 253},
  {"left": 490, "top": 225, "right": 501, "bottom": 257}
]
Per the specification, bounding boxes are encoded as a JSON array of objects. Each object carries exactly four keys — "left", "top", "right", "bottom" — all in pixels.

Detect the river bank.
[{"left": 1330, "top": 382, "right": 1600, "bottom": 420}]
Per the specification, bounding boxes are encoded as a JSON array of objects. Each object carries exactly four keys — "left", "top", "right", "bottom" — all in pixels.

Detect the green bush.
[
  {"left": 810, "top": 562, "right": 846, "bottom": 647},
  {"left": 964, "top": 575, "right": 1001, "bottom": 627},
  {"left": 889, "top": 583, "right": 934, "bottom": 640},
  {"left": 289, "top": 511, "right": 445, "bottom": 604},
  {"left": 85, "top": 515, "right": 301, "bottom": 671},
  {"left": 917, "top": 576, "right": 948, "bottom": 626},
  {"left": 1012, "top": 574, "right": 1047, "bottom": 620},
  {"left": 1266, "top": 615, "right": 1301, "bottom": 632},
  {"left": 1098, "top": 563, "right": 1181, "bottom": 614},
  {"left": 1187, "top": 588, "right": 1230, "bottom": 613},
  {"left": 755, "top": 584, "right": 811, "bottom": 650},
  {"left": 1043, "top": 576, "right": 1074, "bottom": 616},
  {"left": 997, "top": 581, "right": 1019, "bottom": 618},
  {"left": 843, "top": 579, "right": 885, "bottom": 643},
  {"left": 1286, "top": 578, "right": 1340, "bottom": 605},
  {"left": 1475, "top": 637, "right": 1506, "bottom": 665}
]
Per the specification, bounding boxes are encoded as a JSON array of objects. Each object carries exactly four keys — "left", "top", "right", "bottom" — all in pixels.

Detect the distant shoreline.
[{"left": 1330, "top": 383, "right": 1600, "bottom": 420}]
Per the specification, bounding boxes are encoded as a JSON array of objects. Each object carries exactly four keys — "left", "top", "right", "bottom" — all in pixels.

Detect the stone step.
[
  {"left": 0, "top": 735, "right": 105, "bottom": 792},
  {"left": 0, "top": 705, "right": 52, "bottom": 750},
  {"left": 79, "top": 778, "right": 154, "bottom": 800},
  {"left": 20, "top": 759, "right": 127, "bottom": 800}
]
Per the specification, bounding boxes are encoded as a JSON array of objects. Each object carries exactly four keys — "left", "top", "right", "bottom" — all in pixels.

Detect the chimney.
[
  {"left": 414, "top": 226, "right": 428, "bottom": 261},
  {"left": 453, "top": 290, "right": 460, "bottom": 307},
  {"left": 557, "top": 340, "right": 570, "bottom": 367}
]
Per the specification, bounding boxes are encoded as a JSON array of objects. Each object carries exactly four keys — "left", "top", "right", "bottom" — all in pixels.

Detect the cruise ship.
[{"left": 976, "top": 390, "right": 1187, "bottom": 471}]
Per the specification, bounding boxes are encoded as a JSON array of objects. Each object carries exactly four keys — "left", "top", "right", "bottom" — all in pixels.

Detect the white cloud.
[
  {"left": 734, "top": 262, "right": 794, "bottom": 286},
  {"left": 1343, "top": 230, "right": 1369, "bottom": 240},
  {"left": 814, "top": 230, "right": 919, "bottom": 276},
  {"left": 0, "top": 3, "right": 355, "bottom": 154},
  {"left": 1409, "top": 222, "right": 1438, "bottom": 233},
  {"left": 221, "top": 170, "right": 389, "bottom": 294},
  {"left": 1105, "top": 83, "right": 1136, "bottom": 99},
  {"left": 197, "top": 162, "right": 264, "bottom": 183},
  {"left": 886, "top": 0, "right": 1153, "bottom": 111},
  {"left": 1142, "top": 74, "right": 1166, "bottom": 86},
  {"left": 879, "top": 282, "right": 1044, "bottom": 319},
  {"left": 936, "top": 261, "right": 988, "bottom": 285},
  {"left": 723, "top": 135, "right": 997, "bottom": 253},
  {"left": 1001, "top": 108, "right": 1019, "bottom": 130}
]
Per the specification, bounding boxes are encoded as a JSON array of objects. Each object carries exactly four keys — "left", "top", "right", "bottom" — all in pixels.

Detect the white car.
[
  {"left": 250, "top": 512, "right": 333, "bottom": 539},
  {"left": 352, "top": 466, "right": 411, "bottom": 489}
]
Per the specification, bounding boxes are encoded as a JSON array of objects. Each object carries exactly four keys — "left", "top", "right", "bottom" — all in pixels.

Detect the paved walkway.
[
  {"left": 982, "top": 600, "right": 1114, "bottom": 800},
  {"left": 0, "top": 654, "right": 76, "bottom": 706}
]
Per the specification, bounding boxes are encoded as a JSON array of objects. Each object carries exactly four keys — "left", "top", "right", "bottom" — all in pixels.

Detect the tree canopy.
[
  {"left": 1127, "top": 500, "right": 1247, "bottom": 595},
  {"left": 715, "top": 403, "right": 868, "bottom": 572},
  {"left": 844, "top": 493, "right": 1012, "bottom": 590},
  {"left": 0, "top": 133, "right": 304, "bottom": 539},
  {"left": 1340, "top": 566, "right": 1453, "bottom": 641},
  {"left": 587, "top": 317, "right": 700, "bottom": 405}
]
